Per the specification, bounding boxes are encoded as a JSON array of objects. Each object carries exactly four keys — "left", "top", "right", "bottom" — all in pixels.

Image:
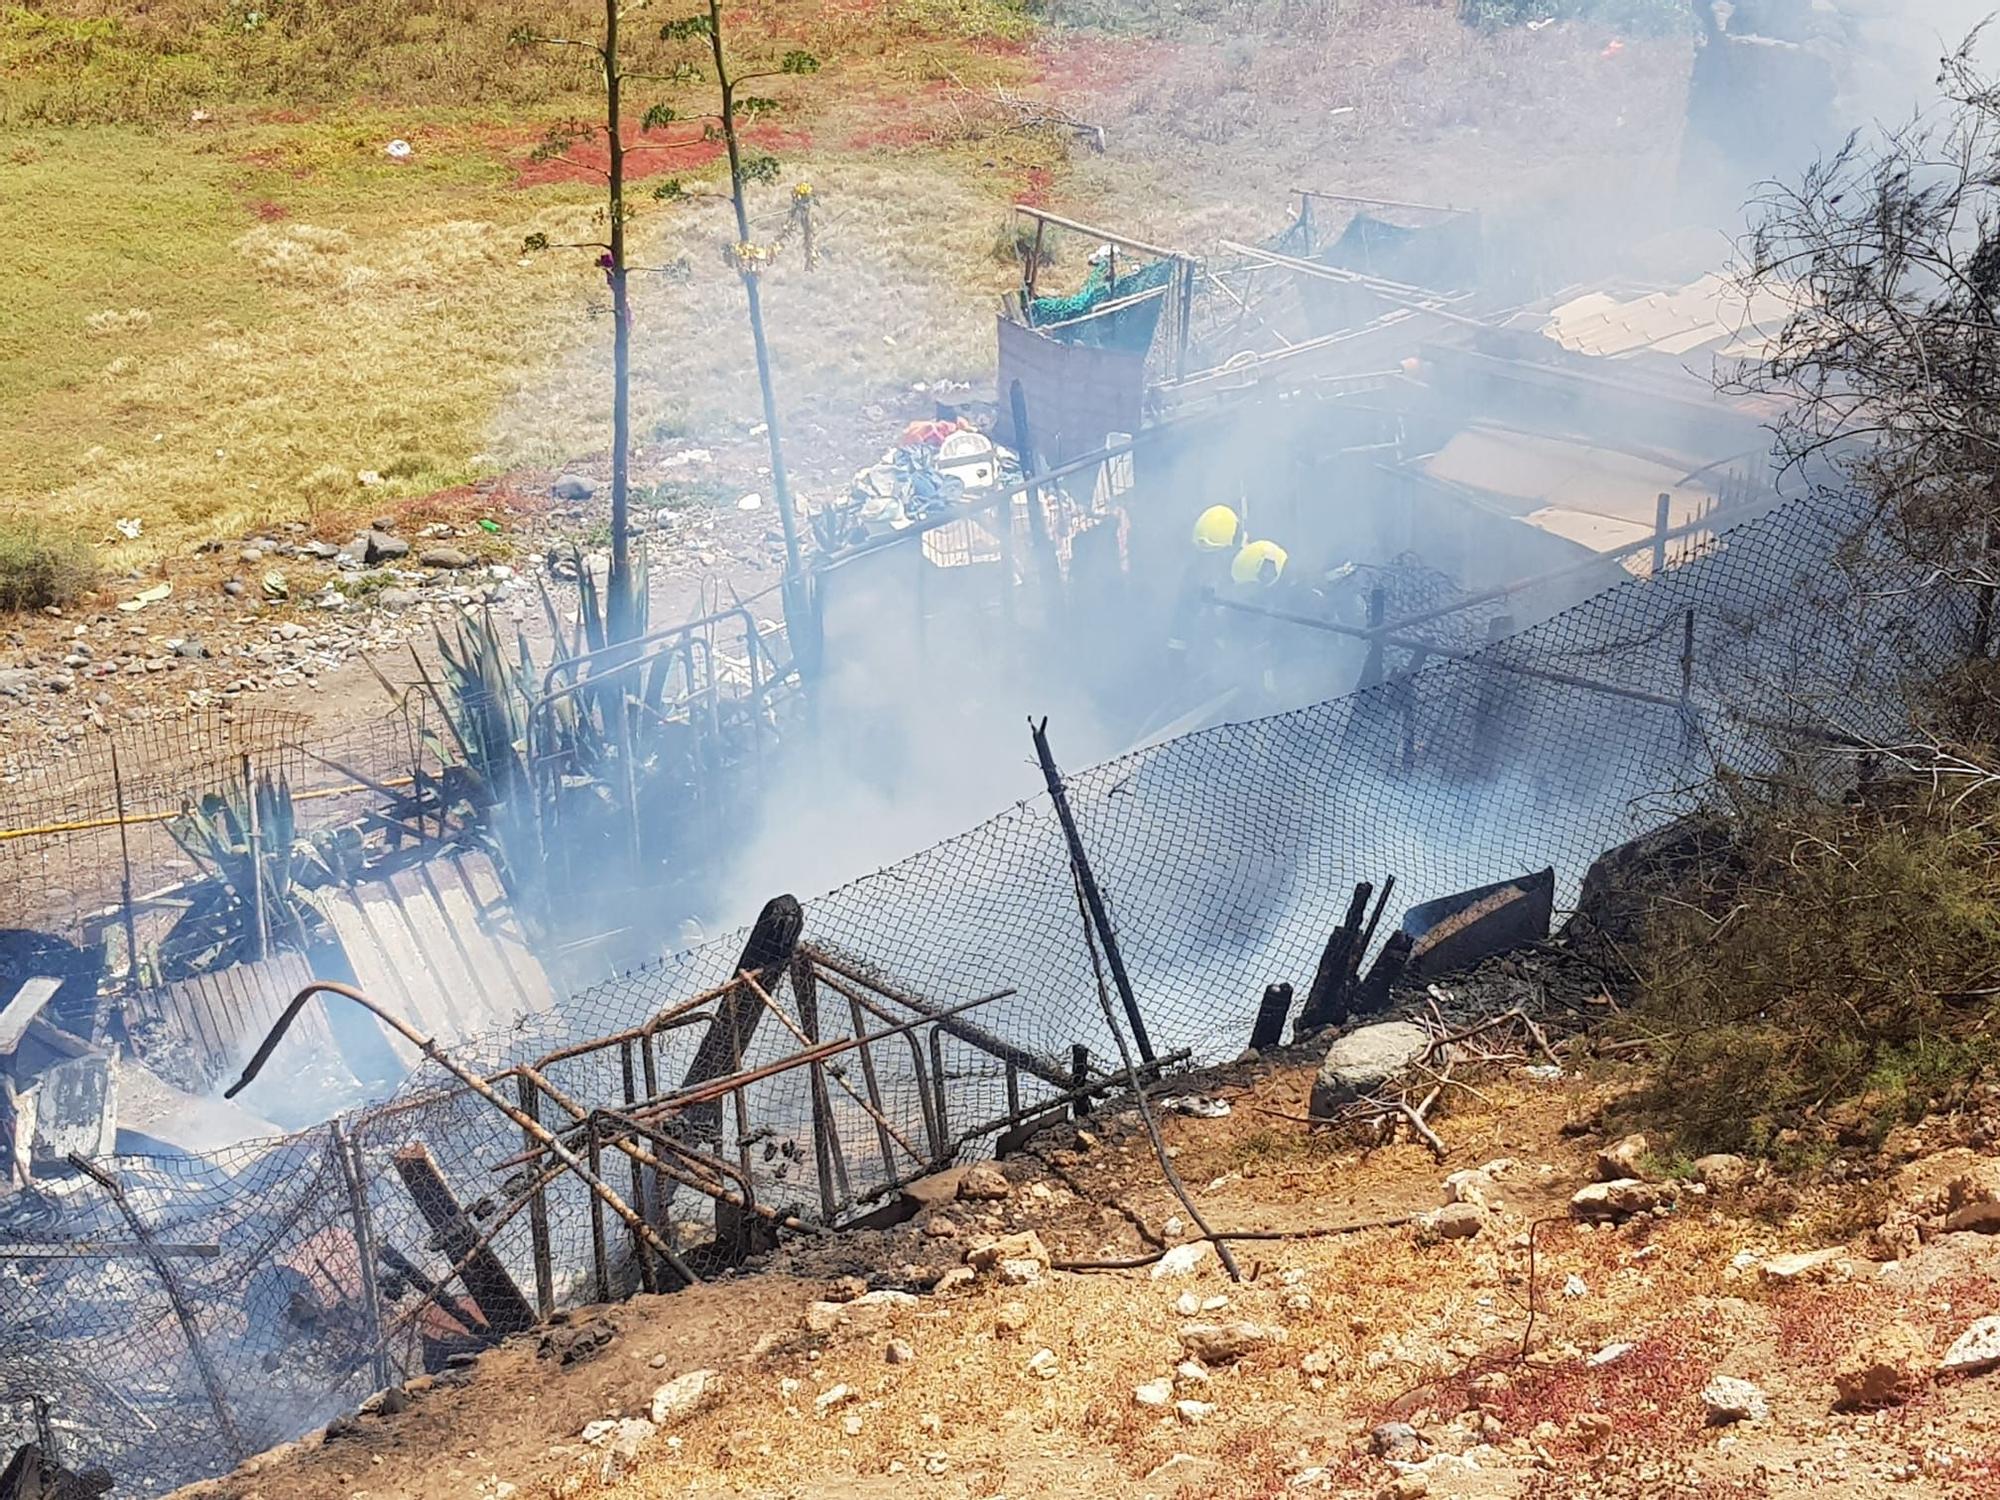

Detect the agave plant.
[{"left": 164, "top": 770, "right": 311, "bottom": 959}]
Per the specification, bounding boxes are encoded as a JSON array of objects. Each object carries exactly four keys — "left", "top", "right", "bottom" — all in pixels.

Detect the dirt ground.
[{"left": 167, "top": 1038, "right": 2000, "bottom": 1500}]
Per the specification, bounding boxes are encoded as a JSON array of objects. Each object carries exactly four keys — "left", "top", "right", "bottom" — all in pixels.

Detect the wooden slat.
[{"left": 0, "top": 978, "right": 61, "bottom": 1055}]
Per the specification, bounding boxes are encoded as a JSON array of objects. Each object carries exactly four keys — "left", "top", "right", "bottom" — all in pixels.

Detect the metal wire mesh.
[{"left": 0, "top": 494, "right": 1972, "bottom": 1493}]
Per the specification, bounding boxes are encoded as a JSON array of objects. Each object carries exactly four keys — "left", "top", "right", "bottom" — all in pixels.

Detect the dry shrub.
[
  {"left": 236, "top": 223, "right": 357, "bottom": 288},
  {"left": 1627, "top": 775, "right": 2000, "bottom": 1159},
  {"left": 0, "top": 522, "right": 96, "bottom": 611}
]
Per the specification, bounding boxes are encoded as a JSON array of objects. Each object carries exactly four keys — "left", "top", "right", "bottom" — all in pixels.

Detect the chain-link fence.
[{"left": 0, "top": 493, "right": 1972, "bottom": 1493}]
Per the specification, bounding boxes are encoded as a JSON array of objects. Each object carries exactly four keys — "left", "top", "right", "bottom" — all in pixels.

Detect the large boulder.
[{"left": 1309, "top": 1021, "right": 1431, "bottom": 1118}]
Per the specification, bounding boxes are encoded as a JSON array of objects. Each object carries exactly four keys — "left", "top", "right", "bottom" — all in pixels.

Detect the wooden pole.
[
  {"left": 241, "top": 753, "right": 268, "bottom": 961},
  {"left": 328, "top": 1119, "right": 392, "bottom": 1392},
  {"left": 1249, "top": 984, "right": 1293, "bottom": 1052},
  {"left": 792, "top": 953, "right": 845, "bottom": 1220},
  {"left": 108, "top": 738, "right": 140, "bottom": 992},
  {"left": 67, "top": 1154, "right": 246, "bottom": 1461},
  {"left": 620, "top": 1040, "right": 656, "bottom": 1293},
  {"left": 1653, "top": 491, "right": 1672, "bottom": 576},
  {"left": 515, "top": 1076, "right": 556, "bottom": 1317},
  {"left": 1030, "top": 718, "right": 1156, "bottom": 1066}
]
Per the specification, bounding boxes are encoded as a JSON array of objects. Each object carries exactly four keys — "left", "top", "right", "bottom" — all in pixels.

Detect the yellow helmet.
[
  {"left": 1191, "top": 504, "right": 1240, "bottom": 551},
  {"left": 1231, "top": 539, "right": 1289, "bottom": 586}
]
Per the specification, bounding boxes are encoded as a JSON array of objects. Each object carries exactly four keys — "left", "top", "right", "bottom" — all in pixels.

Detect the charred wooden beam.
[{"left": 391, "top": 1143, "right": 535, "bottom": 1337}]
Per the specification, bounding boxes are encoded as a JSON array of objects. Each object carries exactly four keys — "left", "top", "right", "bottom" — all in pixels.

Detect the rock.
[
  {"left": 552, "top": 473, "right": 597, "bottom": 500},
  {"left": 649, "top": 1368, "right": 717, "bottom": 1425},
  {"left": 1595, "top": 1133, "right": 1649, "bottom": 1182},
  {"left": 1940, "top": 1316, "right": 2000, "bottom": 1376},
  {"left": 1026, "top": 1347, "right": 1059, "bottom": 1379},
  {"left": 302, "top": 539, "right": 341, "bottom": 560},
  {"left": 813, "top": 1383, "right": 856, "bottom": 1416},
  {"left": 957, "top": 1162, "right": 1010, "bottom": 1201},
  {"left": 924, "top": 1215, "right": 958, "bottom": 1240},
  {"left": 994, "top": 1302, "right": 1031, "bottom": 1335},
  {"left": 0, "top": 668, "right": 30, "bottom": 698},
  {"left": 1702, "top": 1374, "right": 1769, "bottom": 1424},
  {"left": 930, "top": 1266, "right": 975, "bottom": 1295},
  {"left": 338, "top": 536, "right": 369, "bottom": 563},
  {"left": 826, "top": 1275, "right": 868, "bottom": 1304},
  {"left": 175, "top": 639, "right": 208, "bottom": 659},
  {"left": 1442, "top": 1168, "right": 1498, "bottom": 1209},
  {"left": 1569, "top": 1179, "right": 1675, "bottom": 1222},
  {"left": 885, "top": 1339, "right": 915, "bottom": 1366},
  {"left": 967, "top": 1231, "right": 1049, "bottom": 1277},
  {"left": 1134, "top": 1378, "right": 1174, "bottom": 1407},
  {"left": 1174, "top": 1399, "right": 1214, "bottom": 1424},
  {"left": 1760, "top": 1248, "right": 1850, "bottom": 1285},
  {"left": 279, "top": 621, "right": 306, "bottom": 641},
  {"left": 1178, "top": 1321, "right": 1285, "bottom": 1365},
  {"left": 1174, "top": 1360, "right": 1209, "bottom": 1385},
  {"left": 600, "top": 1417, "right": 656, "bottom": 1479},
  {"left": 1416, "top": 1203, "right": 1484, "bottom": 1242},
  {"left": 363, "top": 530, "right": 408, "bottom": 563},
  {"left": 805, "top": 1302, "right": 847, "bottom": 1334},
  {"left": 997, "top": 1258, "right": 1044, "bottom": 1287},
  {"left": 1309, "top": 1021, "right": 1432, "bottom": 1117},
  {"left": 43, "top": 671, "right": 74, "bottom": 693},
  {"left": 420, "top": 545, "right": 473, "bottom": 570},
  {"left": 223, "top": 578, "right": 246, "bottom": 597},
  {"left": 1572, "top": 1412, "right": 1614, "bottom": 1451},
  {"left": 377, "top": 588, "right": 421, "bottom": 609},
  {"left": 1693, "top": 1153, "right": 1753, "bottom": 1191},
  {"left": 240, "top": 547, "right": 264, "bottom": 564},
  {"left": 1151, "top": 1242, "right": 1216, "bottom": 1279},
  {"left": 1370, "top": 1421, "right": 1421, "bottom": 1459},
  {"left": 536, "top": 1318, "right": 615, "bottom": 1366},
  {"left": 1941, "top": 1164, "right": 2000, "bottom": 1233},
  {"left": 1834, "top": 1322, "right": 1931, "bottom": 1409},
  {"left": 261, "top": 570, "right": 288, "bottom": 599},
  {"left": 846, "top": 1289, "right": 919, "bottom": 1329}
]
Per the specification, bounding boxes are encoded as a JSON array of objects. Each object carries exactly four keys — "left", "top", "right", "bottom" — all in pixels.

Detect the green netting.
[{"left": 1028, "top": 259, "right": 1174, "bottom": 350}]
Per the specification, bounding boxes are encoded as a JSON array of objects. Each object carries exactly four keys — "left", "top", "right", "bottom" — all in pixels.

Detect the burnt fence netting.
[{"left": 0, "top": 493, "right": 1977, "bottom": 1492}]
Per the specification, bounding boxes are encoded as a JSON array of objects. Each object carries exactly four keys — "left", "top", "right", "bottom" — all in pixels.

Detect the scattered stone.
[
  {"left": 1174, "top": 1399, "right": 1214, "bottom": 1424},
  {"left": 1178, "top": 1321, "right": 1285, "bottom": 1365},
  {"left": 1309, "top": 1021, "right": 1432, "bottom": 1117},
  {"left": 552, "top": 473, "right": 597, "bottom": 500},
  {"left": 1442, "top": 1168, "right": 1498, "bottom": 1209},
  {"left": 363, "top": 530, "right": 408, "bottom": 563},
  {"left": 1693, "top": 1154, "right": 1752, "bottom": 1191},
  {"left": 826, "top": 1275, "right": 868, "bottom": 1304},
  {"left": 1135, "top": 1378, "right": 1174, "bottom": 1407},
  {"left": 885, "top": 1339, "right": 915, "bottom": 1366},
  {"left": 1300, "top": 1350, "right": 1336, "bottom": 1376},
  {"left": 649, "top": 1368, "right": 717, "bottom": 1425},
  {"left": 1702, "top": 1374, "right": 1769, "bottom": 1424},
  {"left": 648, "top": 1353, "right": 668, "bottom": 1370},
  {"left": 967, "top": 1230, "right": 1049, "bottom": 1278},
  {"left": 1572, "top": 1412, "right": 1614, "bottom": 1451},
  {"left": 175, "top": 639, "right": 207, "bottom": 659},
  {"left": 599, "top": 1417, "right": 657, "bottom": 1479},
  {"left": 1834, "top": 1321, "right": 1931, "bottom": 1410},
  {"left": 1760, "top": 1248, "right": 1850, "bottom": 1285},
  {"left": 1941, "top": 1164, "right": 2000, "bottom": 1233},
  {"left": 813, "top": 1383, "right": 856, "bottom": 1416},
  {"left": 420, "top": 545, "right": 473, "bottom": 570},
  {"left": 957, "top": 1162, "right": 1010, "bottom": 1201},
  {"left": 1569, "top": 1179, "right": 1675, "bottom": 1223},
  {"left": 1026, "top": 1348, "right": 1059, "bottom": 1379},
  {"left": 1370, "top": 1421, "right": 1421, "bottom": 1459},
  {"left": 1152, "top": 1242, "right": 1216, "bottom": 1279},
  {"left": 845, "top": 1289, "right": 920, "bottom": 1329},
  {"left": 924, "top": 1215, "right": 958, "bottom": 1240},
  {"left": 537, "top": 1319, "right": 615, "bottom": 1366},
  {"left": 1940, "top": 1316, "right": 2000, "bottom": 1376},
  {"left": 1595, "top": 1133, "right": 1649, "bottom": 1182},
  {"left": 994, "top": 1302, "right": 1030, "bottom": 1335},
  {"left": 931, "top": 1266, "right": 975, "bottom": 1295},
  {"left": 261, "top": 570, "right": 288, "bottom": 599},
  {"left": 1175, "top": 1291, "right": 1201, "bottom": 1317},
  {"left": 1175, "top": 1360, "right": 1209, "bottom": 1385},
  {"left": 1587, "top": 1342, "right": 1632, "bottom": 1367},
  {"left": 1416, "top": 1203, "right": 1484, "bottom": 1243},
  {"left": 805, "top": 1302, "right": 847, "bottom": 1335},
  {"left": 223, "top": 578, "right": 246, "bottom": 597}
]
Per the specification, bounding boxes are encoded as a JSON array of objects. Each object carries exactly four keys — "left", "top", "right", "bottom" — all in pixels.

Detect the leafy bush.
[
  {"left": 1626, "top": 774, "right": 2000, "bottom": 1159},
  {"left": 0, "top": 522, "right": 95, "bottom": 611}
]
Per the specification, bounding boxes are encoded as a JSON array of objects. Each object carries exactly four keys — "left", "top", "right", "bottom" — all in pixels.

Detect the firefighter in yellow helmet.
[
  {"left": 1230, "top": 538, "right": 1289, "bottom": 588},
  {"left": 1167, "top": 505, "right": 1242, "bottom": 674}
]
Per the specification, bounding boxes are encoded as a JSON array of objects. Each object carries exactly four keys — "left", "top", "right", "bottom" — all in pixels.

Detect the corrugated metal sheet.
[
  {"left": 310, "top": 849, "right": 556, "bottom": 1061},
  {"left": 1541, "top": 274, "right": 1793, "bottom": 362}
]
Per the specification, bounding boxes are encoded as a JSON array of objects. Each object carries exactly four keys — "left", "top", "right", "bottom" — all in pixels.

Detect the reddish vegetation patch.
[
  {"left": 506, "top": 123, "right": 809, "bottom": 188},
  {"left": 1483, "top": 1322, "right": 1719, "bottom": 1459},
  {"left": 1019, "top": 166, "right": 1052, "bottom": 206},
  {"left": 252, "top": 200, "right": 289, "bottom": 221},
  {"left": 1031, "top": 35, "right": 1184, "bottom": 101}
]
